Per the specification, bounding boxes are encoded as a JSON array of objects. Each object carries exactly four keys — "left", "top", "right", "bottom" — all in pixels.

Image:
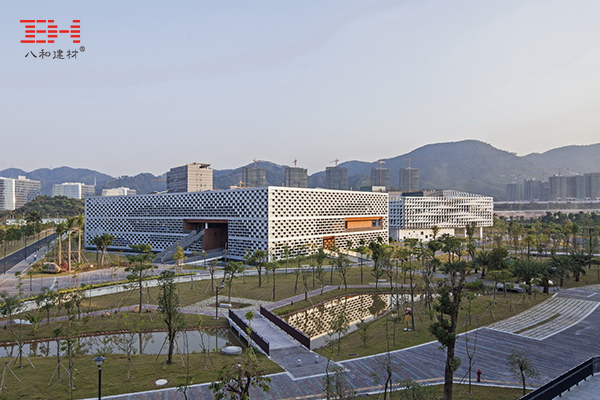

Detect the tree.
[
  {"left": 55, "top": 222, "right": 66, "bottom": 267},
  {"left": 356, "top": 319, "right": 370, "bottom": 347},
  {"left": 125, "top": 244, "right": 157, "bottom": 313},
  {"left": 548, "top": 254, "right": 573, "bottom": 287},
  {"left": 512, "top": 259, "right": 542, "bottom": 295},
  {"left": 0, "top": 225, "right": 6, "bottom": 273},
  {"left": 209, "top": 347, "right": 271, "bottom": 399},
  {"left": 428, "top": 260, "right": 469, "bottom": 400},
  {"left": 0, "top": 291, "right": 22, "bottom": 327},
  {"left": 472, "top": 250, "right": 491, "bottom": 277},
  {"left": 507, "top": 350, "right": 539, "bottom": 396},
  {"left": 157, "top": 270, "right": 183, "bottom": 365},
  {"left": 265, "top": 261, "right": 278, "bottom": 300},
  {"left": 224, "top": 261, "right": 244, "bottom": 303},
  {"left": 173, "top": 245, "right": 186, "bottom": 267},
  {"left": 75, "top": 214, "right": 85, "bottom": 264},
  {"left": 323, "top": 363, "right": 356, "bottom": 400},
  {"left": 36, "top": 287, "right": 57, "bottom": 324},
  {"left": 93, "top": 233, "right": 114, "bottom": 266},
  {"left": 66, "top": 216, "right": 77, "bottom": 272},
  {"left": 569, "top": 251, "right": 598, "bottom": 282},
  {"left": 329, "top": 312, "right": 349, "bottom": 356},
  {"left": 369, "top": 241, "right": 387, "bottom": 288},
  {"left": 25, "top": 210, "right": 43, "bottom": 250},
  {"left": 283, "top": 244, "right": 290, "bottom": 275},
  {"left": 336, "top": 251, "right": 351, "bottom": 290},
  {"left": 357, "top": 239, "right": 367, "bottom": 284},
  {"left": 251, "top": 250, "right": 267, "bottom": 287}
]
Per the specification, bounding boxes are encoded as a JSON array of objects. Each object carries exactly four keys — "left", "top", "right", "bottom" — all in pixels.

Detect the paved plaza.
[{"left": 91, "top": 285, "right": 600, "bottom": 399}]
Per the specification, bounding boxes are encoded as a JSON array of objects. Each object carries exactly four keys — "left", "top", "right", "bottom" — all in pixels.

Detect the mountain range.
[{"left": 2, "top": 140, "right": 599, "bottom": 200}]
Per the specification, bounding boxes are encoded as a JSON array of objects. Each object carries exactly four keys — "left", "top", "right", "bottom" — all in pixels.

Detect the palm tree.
[
  {"left": 548, "top": 255, "right": 573, "bottom": 287},
  {"left": 512, "top": 259, "right": 542, "bottom": 294},
  {"left": 65, "top": 217, "right": 77, "bottom": 272},
  {"left": 568, "top": 251, "right": 597, "bottom": 283},
  {"left": 472, "top": 250, "right": 491, "bottom": 277},
  {"left": 523, "top": 234, "right": 535, "bottom": 260},
  {"left": 55, "top": 222, "right": 66, "bottom": 268},
  {"left": 0, "top": 226, "right": 6, "bottom": 273},
  {"left": 25, "top": 210, "right": 42, "bottom": 249},
  {"left": 98, "top": 234, "right": 114, "bottom": 266},
  {"left": 537, "top": 260, "right": 556, "bottom": 294},
  {"left": 75, "top": 214, "right": 85, "bottom": 264}
]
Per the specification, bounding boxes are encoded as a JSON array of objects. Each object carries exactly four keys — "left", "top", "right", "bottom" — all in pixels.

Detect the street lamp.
[
  {"left": 93, "top": 356, "right": 105, "bottom": 400},
  {"left": 215, "top": 282, "right": 225, "bottom": 319}
]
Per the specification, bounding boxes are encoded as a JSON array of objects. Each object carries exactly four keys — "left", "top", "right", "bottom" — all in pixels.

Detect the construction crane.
[
  {"left": 253, "top": 158, "right": 261, "bottom": 168},
  {"left": 293, "top": 159, "right": 298, "bottom": 167},
  {"left": 557, "top": 165, "right": 569, "bottom": 176},
  {"left": 330, "top": 158, "right": 339, "bottom": 167},
  {"left": 402, "top": 157, "right": 430, "bottom": 191}
]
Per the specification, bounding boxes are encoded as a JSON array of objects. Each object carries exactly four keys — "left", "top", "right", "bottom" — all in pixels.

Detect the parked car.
[{"left": 496, "top": 283, "right": 526, "bottom": 293}]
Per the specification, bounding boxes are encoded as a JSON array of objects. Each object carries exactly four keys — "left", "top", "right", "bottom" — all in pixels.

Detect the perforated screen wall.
[
  {"left": 85, "top": 187, "right": 388, "bottom": 260},
  {"left": 389, "top": 190, "right": 493, "bottom": 230}
]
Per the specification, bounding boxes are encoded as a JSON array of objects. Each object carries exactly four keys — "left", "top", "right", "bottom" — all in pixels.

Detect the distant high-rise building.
[
  {"left": 242, "top": 166, "right": 266, "bottom": 188},
  {"left": 566, "top": 175, "right": 586, "bottom": 199},
  {"left": 0, "top": 178, "right": 16, "bottom": 211},
  {"left": 52, "top": 182, "right": 96, "bottom": 199},
  {"left": 549, "top": 176, "right": 568, "bottom": 201},
  {"left": 326, "top": 167, "right": 348, "bottom": 190},
  {"left": 0, "top": 176, "right": 41, "bottom": 211},
  {"left": 399, "top": 168, "right": 419, "bottom": 192},
  {"left": 371, "top": 168, "right": 391, "bottom": 190},
  {"left": 585, "top": 172, "right": 600, "bottom": 200},
  {"left": 523, "top": 179, "right": 543, "bottom": 201},
  {"left": 505, "top": 183, "right": 522, "bottom": 201},
  {"left": 167, "top": 163, "right": 213, "bottom": 193},
  {"left": 284, "top": 167, "right": 307, "bottom": 188},
  {"left": 102, "top": 187, "right": 137, "bottom": 196}
]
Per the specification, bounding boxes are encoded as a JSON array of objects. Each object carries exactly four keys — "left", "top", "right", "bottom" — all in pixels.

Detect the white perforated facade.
[
  {"left": 389, "top": 190, "right": 493, "bottom": 241},
  {"left": 85, "top": 187, "right": 388, "bottom": 260}
]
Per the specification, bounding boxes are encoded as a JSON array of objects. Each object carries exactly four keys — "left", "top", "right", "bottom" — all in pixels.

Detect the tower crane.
[
  {"left": 330, "top": 158, "right": 339, "bottom": 167},
  {"left": 557, "top": 165, "right": 569, "bottom": 176},
  {"left": 403, "top": 157, "right": 430, "bottom": 191}
]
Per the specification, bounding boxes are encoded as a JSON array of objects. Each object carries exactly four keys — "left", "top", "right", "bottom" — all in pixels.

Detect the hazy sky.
[{"left": 2, "top": 0, "right": 600, "bottom": 177}]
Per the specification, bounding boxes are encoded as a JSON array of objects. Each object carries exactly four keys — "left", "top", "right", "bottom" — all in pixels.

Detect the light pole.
[
  {"left": 215, "top": 282, "right": 225, "bottom": 319},
  {"left": 93, "top": 356, "right": 105, "bottom": 400}
]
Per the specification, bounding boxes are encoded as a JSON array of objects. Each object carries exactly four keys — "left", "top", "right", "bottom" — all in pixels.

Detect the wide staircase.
[{"left": 153, "top": 230, "right": 204, "bottom": 263}]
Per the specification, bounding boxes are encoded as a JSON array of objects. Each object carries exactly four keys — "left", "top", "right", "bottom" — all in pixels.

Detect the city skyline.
[{"left": 3, "top": 0, "right": 600, "bottom": 176}]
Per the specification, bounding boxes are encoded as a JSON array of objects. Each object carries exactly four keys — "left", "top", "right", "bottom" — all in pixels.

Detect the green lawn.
[
  {"left": 0, "top": 351, "right": 281, "bottom": 400},
  {"left": 0, "top": 311, "right": 230, "bottom": 343},
  {"left": 315, "top": 291, "right": 549, "bottom": 361}
]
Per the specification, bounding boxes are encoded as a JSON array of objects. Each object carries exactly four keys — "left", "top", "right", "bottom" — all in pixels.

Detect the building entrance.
[{"left": 184, "top": 219, "right": 228, "bottom": 251}]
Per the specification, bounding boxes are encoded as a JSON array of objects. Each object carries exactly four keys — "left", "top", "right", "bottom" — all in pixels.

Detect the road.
[{"left": 0, "top": 233, "right": 56, "bottom": 275}]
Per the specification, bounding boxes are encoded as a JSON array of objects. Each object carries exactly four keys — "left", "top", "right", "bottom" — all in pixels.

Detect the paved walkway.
[
  {"left": 88, "top": 286, "right": 600, "bottom": 400},
  {"left": 555, "top": 374, "right": 600, "bottom": 399},
  {"left": 188, "top": 296, "right": 274, "bottom": 313},
  {"left": 232, "top": 310, "right": 334, "bottom": 379}
]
